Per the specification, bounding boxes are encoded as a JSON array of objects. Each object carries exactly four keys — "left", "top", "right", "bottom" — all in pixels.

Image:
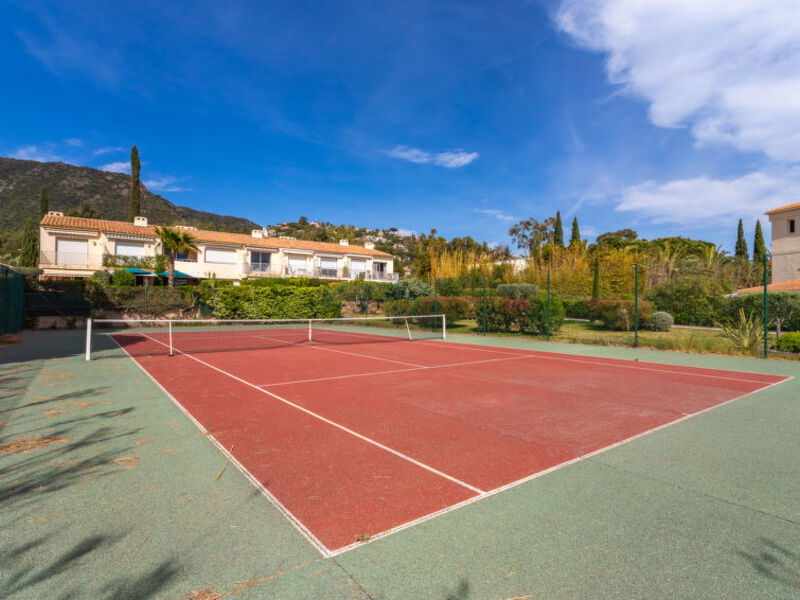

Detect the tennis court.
[{"left": 86, "top": 316, "right": 790, "bottom": 556}]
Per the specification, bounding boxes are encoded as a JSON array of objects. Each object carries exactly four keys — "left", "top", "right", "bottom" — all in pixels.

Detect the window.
[
  {"left": 319, "top": 256, "right": 337, "bottom": 277},
  {"left": 115, "top": 241, "right": 145, "bottom": 258},
  {"left": 205, "top": 248, "right": 237, "bottom": 264},
  {"left": 350, "top": 259, "right": 366, "bottom": 275},
  {"left": 56, "top": 239, "right": 88, "bottom": 265},
  {"left": 791, "top": 219, "right": 796, "bottom": 234},
  {"left": 287, "top": 255, "right": 308, "bottom": 275},
  {"left": 251, "top": 251, "right": 271, "bottom": 272},
  {"left": 163, "top": 247, "right": 196, "bottom": 261},
  {"left": 374, "top": 261, "right": 386, "bottom": 274}
]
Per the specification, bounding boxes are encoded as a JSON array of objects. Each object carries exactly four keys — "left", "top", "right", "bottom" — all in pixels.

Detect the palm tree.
[{"left": 155, "top": 227, "right": 198, "bottom": 288}]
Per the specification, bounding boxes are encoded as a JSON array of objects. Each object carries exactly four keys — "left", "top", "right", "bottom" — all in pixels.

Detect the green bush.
[
  {"left": 775, "top": 331, "right": 800, "bottom": 353},
  {"left": 588, "top": 298, "right": 653, "bottom": 331},
  {"left": 723, "top": 292, "right": 800, "bottom": 334},
  {"left": 110, "top": 269, "right": 136, "bottom": 287},
  {"left": 416, "top": 296, "right": 472, "bottom": 325},
  {"left": 99, "top": 286, "right": 196, "bottom": 315},
  {"left": 397, "top": 278, "right": 433, "bottom": 300},
  {"left": 382, "top": 299, "right": 415, "bottom": 316},
  {"left": 562, "top": 298, "right": 590, "bottom": 319},
  {"left": 484, "top": 295, "right": 564, "bottom": 335},
  {"left": 210, "top": 285, "right": 339, "bottom": 319},
  {"left": 435, "top": 277, "right": 463, "bottom": 297},
  {"left": 646, "top": 276, "right": 729, "bottom": 326},
  {"left": 496, "top": 283, "right": 539, "bottom": 299},
  {"left": 649, "top": 311, "right": 674, "bottom": 332},
  {"left": 332, "top": 281, "right": 394, "bottom": 301}
]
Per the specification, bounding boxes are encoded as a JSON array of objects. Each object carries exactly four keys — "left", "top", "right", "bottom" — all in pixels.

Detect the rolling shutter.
[
  {"left": 350, "top": 259, "right": 366, "bottom": 274},
  {"left": 115, "top": 241, "right": 145, "bottom": 257},
  {"left": 205, "top": 248, "right": 236, "bottom": 264},
  {"left": 320, "top": 257, "right": 337, "bottom": 269},
  {"left": 56, "top": 239, "right": 88, "bottom": 265}
]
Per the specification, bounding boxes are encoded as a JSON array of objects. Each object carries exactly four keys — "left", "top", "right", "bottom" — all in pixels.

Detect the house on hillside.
[
  {"left": 38, "top": 213, "right": 397, "bottom": 282},
  {"left": 766, "top": 202, "right": 800, "bottom": 286}
]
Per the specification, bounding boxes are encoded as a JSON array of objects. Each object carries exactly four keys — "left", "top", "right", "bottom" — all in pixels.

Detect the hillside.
[{"left": 0, "top": 157, "right": 260, "bottom": 233}]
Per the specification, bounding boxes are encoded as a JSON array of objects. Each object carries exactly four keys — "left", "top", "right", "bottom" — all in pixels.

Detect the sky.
[{"left": 1, "top": 0, "right": 799, "bottom": 253}]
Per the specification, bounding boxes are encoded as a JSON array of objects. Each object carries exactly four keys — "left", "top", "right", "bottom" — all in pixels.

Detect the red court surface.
[{"left": 113, "top": 329, "right": 789, "bottom": 555}]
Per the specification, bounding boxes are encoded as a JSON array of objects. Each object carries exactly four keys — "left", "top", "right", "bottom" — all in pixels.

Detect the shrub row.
[
  {"left": 588, "top": 298, "right": 653, "bottom": 331},
  {"left": 210, "top": 285, "right": 339, "bottom": 319},
  {"left": 485, "top": 295, "right": 565, "bottom": 335},
  {"left": 562, "top": 298, "right": 590, "bottom": 319},
  {"left": 384, "top": 296, "right": 472, "bottom": 326}
]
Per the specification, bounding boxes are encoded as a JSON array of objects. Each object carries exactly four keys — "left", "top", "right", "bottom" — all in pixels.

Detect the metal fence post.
[
  {"left": 763, "top": 252, "right": 769, "bottom": 359},
  {"left": 482, "top": 275, "right": 487, "bottom": 335},
  {"left": 546, "top": 269, "right": 551, "bottom": 341},
  {"left": 433, "top": 278, "right": 438, "bottom": 331},
  {"left": 634, "top": 263, "right": 639, "bottom": 348}
]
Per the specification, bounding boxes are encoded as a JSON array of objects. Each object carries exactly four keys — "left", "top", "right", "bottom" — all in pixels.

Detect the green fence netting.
[{"left": 0, "top": 265, "right": 24, "bottom": 335}]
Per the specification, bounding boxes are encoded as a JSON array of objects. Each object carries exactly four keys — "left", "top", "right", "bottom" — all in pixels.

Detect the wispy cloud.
[
  {"left": 143, "top": 175, "right": 193, "bottom": 192},
  {"left": 614, "top": 168, "right": 800, "bottom": 226},
  {"left": 93, "top": 146, "right": 125, "bottom": 156},
  {"left": 100, "top": 161, "right": 130, "bottom": 174},
  {"left": 556, "top": 0, "right": 800, "bottom": 162},
  {"left": 474, "top": 208, "right": 516, "bottom": 222},
  {"left": 384, "top": 145, "right": 479, "bottom": 168},
  {"left": 10, "top": 145, "right": 62, "bottom": 162},
  {"left": 64, "top": 137, "right": 83, "bottom": 147}
]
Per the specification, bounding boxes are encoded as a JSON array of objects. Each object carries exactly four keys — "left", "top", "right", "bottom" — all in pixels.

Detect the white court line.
[
  {"left": 417, "top": 339, "right": 781, "bottom": 385},
  {"left": 140, "top": 333, "right": 485, "bottom": 499},
  {"left": 107, "top": 336, "right": 332, "bottom": 557},
  {"left": 328, "top": 374, "right": 793, "bottom": 556}
]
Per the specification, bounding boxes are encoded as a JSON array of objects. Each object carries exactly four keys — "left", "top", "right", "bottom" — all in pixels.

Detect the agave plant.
[{"left": 717, "top": 308, "right": 764, "bottom": 355}]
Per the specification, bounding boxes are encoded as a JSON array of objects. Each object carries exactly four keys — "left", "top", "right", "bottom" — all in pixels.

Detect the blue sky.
[{"left": 1, "top": 0, "right": 798, "bottom": 253}]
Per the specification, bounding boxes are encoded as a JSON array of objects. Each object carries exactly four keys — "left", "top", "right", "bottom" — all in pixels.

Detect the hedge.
[
  {"left": 775, "top": 331, "right": 800, "bottom": 353},
  {"left": 588, "top": 298, "right": 653, "bottom": 331},
  {"left": 646, "top": 276, "right": 729, "bottom": 326},
  {"left": 91, "top": 286, "right": 196, "bottom": 315},
  {"left": 722, "top": 292, "right": 800, "bottom": 334},
  {"left": 496, "top": 283, "right": 539, "bottom": 299},
  {"left": 485, "top": 294, "right": 564, "bottom": 335},
  {"left": 416, "top": 296, "right": 472, "bottom": 325},
  {"left": 210, "top": 285, "right": 339, "bottom": 319},
  {"left": 562, "top": 298, "right": 590, "bottom": 319}
]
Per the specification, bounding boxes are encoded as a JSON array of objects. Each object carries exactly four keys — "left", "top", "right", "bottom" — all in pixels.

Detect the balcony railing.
[{"left": 39, "top": 251, "right": 95, "bottom": 267}]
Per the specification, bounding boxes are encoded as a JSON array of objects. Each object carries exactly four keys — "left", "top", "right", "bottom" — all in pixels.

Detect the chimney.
[
  {"left": 339, "top": 239, "right": 350, "bottom": 246},
  {"left": 251, "top": 229, "right": 263, "bottom": 238},
  {"left": 47, "top": 211, "right": 64, "bottom": 217},
  {"left": 134, "top": 216, "right": 148, "bottom": 227},
  {"left": 364, "top": 242, "right": 375, "bottom": 249}
]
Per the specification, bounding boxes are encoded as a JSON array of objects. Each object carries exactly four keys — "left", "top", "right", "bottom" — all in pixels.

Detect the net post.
[
  {"left": 85, "top": 318, "right": 92, "bottom": 361},
  {"left": 441, "top": 314, "right": 446, "bottom": 340},
  {"left": 308, "top": 319, "right": 313, "bottom": 342},
  {"left": 404, "top": 317, "right": 412, "bottom": 341},
  {"left": 168, "top": 320, "right": 174, "bottom": 356}
]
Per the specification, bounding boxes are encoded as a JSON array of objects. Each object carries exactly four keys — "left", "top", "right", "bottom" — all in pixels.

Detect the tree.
[
  {"left": 569, "top": 217, "right": 581, "bottom": 248},
  {"left": 553, "top": 211, "right": 564, "bottom": 247},
  {"left": 155, "top": 227, "right": 198, "bottom": 288},
  {"left": 39, "top": 186, "right": 48, "bottom": 219},
  {"left": 18, "top": 218, "right": 39, "bottom": 267},
  {"left": 591, "top": 255, "right": 600, "bottom": 299},
  {"left": 67, "top": 202, "right": 99, "bottom": 219},
  {"left": 128, "top": 145, "right": 141, "bottom": 222},
  {"left": 735, "top": 219, "right": 748, "bottom": 259},
  {"left": 298, "top": 216, "right": 309, "bottom": 225},
  {"left": 753, "top": 219, "right": 767, "bottom": 264}
]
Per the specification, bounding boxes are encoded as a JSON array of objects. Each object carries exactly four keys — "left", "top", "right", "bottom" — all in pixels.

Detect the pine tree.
[
  {"left": 39, "top": 186, "right": 48, "bottom": 219},
  {"left": 128, "top": 145, "right": 141, "bottom": 222},
  {"left": 569, "top": 217, "right": 581, "bottom": 248},
  {"left": 553, "top": 211, "right": 564, "bottom": 247},
  {"left": 735, "top": 219, "right": 749, "bottom": 259},
  {"left": 18, "top": 218, "right": 39, "bottom": 267},
  {"left": 753, "top": 219, "right": 767, "bottom": 264},
  {"left": 591, "top": 255, "right": 600, "bottom": 299}
]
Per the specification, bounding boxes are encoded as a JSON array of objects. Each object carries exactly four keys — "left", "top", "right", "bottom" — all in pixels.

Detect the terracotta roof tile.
[
  {"left": 40, "top": 214, "right": 392, "bottom": 257},
  {"left": 766, "top": 201, "right": 800, "bottom": 215},
  {"left": 734, "top": 279, "right": 800, "bottom": 294}
]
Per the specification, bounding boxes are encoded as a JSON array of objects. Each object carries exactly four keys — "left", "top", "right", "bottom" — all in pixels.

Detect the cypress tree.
[
  {"left": 569, "top": 217, "right": 581, "bottom": 248},
  {"left": 735, "top": 219, "right": 748, "bottom": 259},
  {"left": 591, "top": 255, "right": 600, "bottom": 299},
  {"left": 128, "top": 145, "right": 141, "bottom": 222},
  {"left": 553, "top": 211, "right": 564, "bottom": 247},
  {"left": 753, "top": 219, "right": 767, "bottom": 264},
  {"left": 39, "top": 186, "right": 48, "bottom": 218},
  {"left": 18, "top": 218, "right": 39, "bottom": 267}
]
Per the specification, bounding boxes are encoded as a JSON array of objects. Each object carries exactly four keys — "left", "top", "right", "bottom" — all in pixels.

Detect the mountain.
[{"left": 0, "top": 157, "right": 261, "bottom": 233}]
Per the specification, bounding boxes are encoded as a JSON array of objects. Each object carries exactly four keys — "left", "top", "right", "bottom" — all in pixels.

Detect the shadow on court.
[{"left": 739, "top": 537, "right": 800, "bottom": 591}]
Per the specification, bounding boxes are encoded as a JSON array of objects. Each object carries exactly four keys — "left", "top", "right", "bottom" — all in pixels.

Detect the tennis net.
[{"left": 85, "top": 314, "right": 446, "bottom": 360}]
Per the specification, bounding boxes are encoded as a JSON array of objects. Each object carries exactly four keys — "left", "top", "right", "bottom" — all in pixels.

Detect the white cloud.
[
  {"left": 100, "top": 161, "right": 130, "bottom": 174},
  {"left": 614, "top": 168, "right": 800, "bottom": 226},
  {"left": 474, "top": 208, "right": 516, "bottom": 222},
  {"left": 143, "top": 175, "right": 193, "bottom": 192},
  {"left": 556, "top": 0, "right": 800, "bottom": 162},
  {"left": 64, "top": 137, "right": 83, "bottom": 147},
  {"left": 93, "top": 146, "right": 125, "bottom": 156},
  {"left": 10, "top": 145, "right": 62, "bottom": 162},
  {"left": 384, "top": 145, "right": 479, "bottom": 168}
]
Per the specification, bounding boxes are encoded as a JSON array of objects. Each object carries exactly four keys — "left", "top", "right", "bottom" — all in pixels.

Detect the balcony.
[{"left": 246, "top": 262, "right": 278, "bottom": 277}]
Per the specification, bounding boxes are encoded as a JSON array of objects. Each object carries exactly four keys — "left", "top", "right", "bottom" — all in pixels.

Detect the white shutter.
[
  {"left": 115, "top": 241, "right": 145, "bottom": 257},
  {"left": 56, "top": 239, "right": 88, "bottom": 265},
  {"left": 288, "top": 255, "right": 307, "bottom": 273},
  {"left": 350, "top": 259, "right": 366, "bottom": 274},
  {"left": 205, "top": 248, "right": 236, "bottom": 264},
  {"left": 320, "top": 257, "right": 337, "bottom": 269}
]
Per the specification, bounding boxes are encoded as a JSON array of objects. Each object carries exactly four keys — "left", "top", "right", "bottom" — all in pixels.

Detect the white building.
[{"left": 38, "top": 213, "right": 396, "bottom": 282}]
